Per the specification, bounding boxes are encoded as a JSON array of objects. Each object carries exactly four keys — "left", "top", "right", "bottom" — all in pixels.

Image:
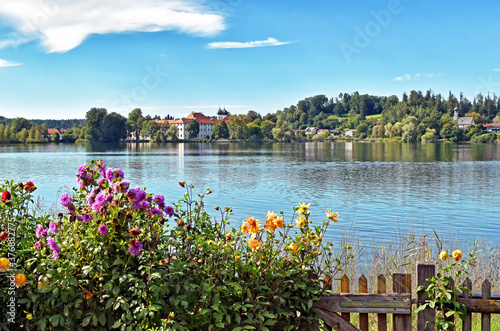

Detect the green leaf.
[
  {"left": 99, "top": 314, "right": 106, "bottom": 326},
  {"left": 113, "top": 258, "right": 125, "bottom": 265},
  {"left": 82, "top": 316, "right": 91, "bottom": 327}
]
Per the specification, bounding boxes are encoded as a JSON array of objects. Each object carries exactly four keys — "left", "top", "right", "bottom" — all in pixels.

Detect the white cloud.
[
  {"left": 494, "top": 68, "right": 500, "bottom": 72},
  {"left": 206, "top": 37, "right": 294, "bottom": 49},
  {"left": 0, "top": 59, "right": 22, "bottom": 68},
  {"left": 0, "top": 0, "right": 226, "bottom": 53},
  {"left": 393, "top": 72, "right": 445, "bottom": 81}
]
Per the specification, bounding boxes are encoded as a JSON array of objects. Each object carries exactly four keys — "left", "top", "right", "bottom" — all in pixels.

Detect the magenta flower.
[
  {"left": 129, "top": 239, "right": 143, "bottom": 256},
  {"left": 60, "top": 194, "right": 72, "bottom": 208},
  {"left": 76, "top": 214, "right": 93, "bottom": 223},
  {"left": 36, "top": 225, "right": 47, "bottom": 238},
  {"left": 140, "top": 200, "right": 150, "bottom": 210},
  {"left": 98, "top": 224, "right": 108, "bottom": 236},
  {"left": 52, "top": 251, "right": 59, "bottom": 260},
  {"left": 105, "top": 168, "right": 124, "bottom": 182},
  {"left": 112, "top": 181, "right": 130, "bottom": 193},
  {"left": 153, "top": 194, "right": 165, "bottom": 205},
  {"left": 34, "top": 241, "right": 41, "bottom": 250},
  {"left": 47, "top": 237, "right": 60, "bottom": 253},
  {"left": 48, "top": 222, "right": 58, "bottom": 234},
  {"left": 150, "top": 208, "right": 163, "bottom": 216},
  {"left": 165, "top": 206, "right": 174, "bottom": 217}
]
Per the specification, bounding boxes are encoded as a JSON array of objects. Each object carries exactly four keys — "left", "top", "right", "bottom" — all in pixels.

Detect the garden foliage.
[{"left": 0, "top": 160, "right": 350, "bottom": 330}]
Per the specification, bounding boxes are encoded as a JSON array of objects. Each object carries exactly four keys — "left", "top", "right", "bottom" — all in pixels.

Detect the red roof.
[
  {"left": 483, "top": 123, "right": 500, "bottom": 128},
  {"left": 47, "top": 129, "right": 60, "bottom": 134},
  {"left": 186, "top": 112, "right": 218, "bottom": 125}
]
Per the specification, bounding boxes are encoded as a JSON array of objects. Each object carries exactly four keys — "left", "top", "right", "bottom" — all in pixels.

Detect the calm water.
[{"left": 1, "top": 141, "right": 499, "bottom": 245}]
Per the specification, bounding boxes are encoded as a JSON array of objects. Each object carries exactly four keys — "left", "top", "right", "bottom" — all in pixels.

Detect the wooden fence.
[{"left": 313, "top": 263, "right": 500, "bottom": 331}]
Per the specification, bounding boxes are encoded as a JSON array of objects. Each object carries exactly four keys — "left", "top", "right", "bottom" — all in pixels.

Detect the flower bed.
[{"left": 0, "top": 160, "right": 350, "bottom": 330}]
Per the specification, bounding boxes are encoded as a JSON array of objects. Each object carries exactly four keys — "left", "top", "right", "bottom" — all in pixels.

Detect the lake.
[{"left": 1, "top": 141, "right": 499, "bottom": 246}]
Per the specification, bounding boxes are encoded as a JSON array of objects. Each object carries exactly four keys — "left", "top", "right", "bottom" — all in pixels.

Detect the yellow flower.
[
  {"left": 288, "top": 242, "right": 297, "bottom": 254},
  {"left": 439, "top": 250, "right": 448, "bottom": 261},
  {"left": 452, "top": 250, "right": 463, "bottom": 262},
  {"left": 295, "top": 215, "right": 307, "bottom": 228},
  {"left": 247, "top": 238, "right": 261, "bottom": 251},
  {"left": 38, "top": 280, "right": 49, "bottom": 289},
  {"left": 325, "top": 209, "right": 339, "bottom": 223},
  {"left": 265, "top": 211, "right": 277, "bottom": 232},
  {"left": 26, "top": 313, "right": 33, "bottom": 320},
  {"left": 297, "top": 202, "right": 312, "bottom": 215},
  {"left": 242, "top": 217, "right": 261, "bottom": 235},
  {"left": 0, "top": 257, "right": 10, "bottom": 272},
  {"left": 14, "top": 273, "right": 27, "bottom": 288}
]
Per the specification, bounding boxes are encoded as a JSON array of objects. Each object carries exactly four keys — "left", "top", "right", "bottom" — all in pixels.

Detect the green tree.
[
  {"left": 151, "top": 130, "right": 166, "bottom": 143},
  {"left": 212, "top": 120, "right": 230, "bottom": 139},
  {"left": 165, "top": 125, "right": 178, "bottom": 141},
  {"left": 11, "top": 118, "right": 33, "bottom": 133},
  {"left": 29, "top": 126, "right": 37, "bottom": 141},
  {"left": 260, "top": 120, "right": 275, "bottom": 140},
  {"left": 85, "top": 108, "right": 107, "bottom": 142},
  {"left": 51, "top": 132, "right": 60, "bottom": 143},
  {"left": 102, "top": 112, "right": 127, "bottom": 142},
  {"left": 392, "top": 122, "right": 403, "bottom": 137},
  {"left": 272, "top": 119, "right": 292, "bottom": 142},
  {"left": 128, "top": 108, "right": 144, "bottom": 141},
  {"left": 19, "top": 128, "right": 29, "bottom": 143},
  {"left": 187, "top": 119, "right": 200, "bottom": 139},
  {"left": 401, "top": 116, "right": 418, "bottom": 142},
  {"left": 141, "top": 120, "right": 159, "bottom": 140},
  {"left": 421, "top": 128, "right": 438, "bottom": 143},
  {"left": 355, "top": 123, "right": 368, "bottom": 137},
  {"left": 493, "top": 114, "right": 500, "bottom": 124}
]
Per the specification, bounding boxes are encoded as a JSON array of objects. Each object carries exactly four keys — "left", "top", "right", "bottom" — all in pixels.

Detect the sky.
[{"left": 0, "top": 0, "right": 499, "bottom": 119}]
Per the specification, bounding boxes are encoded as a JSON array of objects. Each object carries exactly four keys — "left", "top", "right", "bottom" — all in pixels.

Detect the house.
[
  {"left": 47, "top": 129, "right": 61, "bottom": 135},
  {"left": 453, "top": 107, "right": 476, "bottom": 130},
  {"left": 304, "top": 127, "right": 318, "bottom": 135},
  {"left": 483, "top": 123, "right": 500, "bottom": 133},
  {"left": 157, "top": 111, "right": 219, "bottom": 140},
  {"left": 318, "top": 129, "right": 331, "bottom": 136},
  {"left": 217, "top": 107, "right": 229, "bottom": 120},
  {"left": 344, "top": 129, "right": 356, "bottom": 137}
]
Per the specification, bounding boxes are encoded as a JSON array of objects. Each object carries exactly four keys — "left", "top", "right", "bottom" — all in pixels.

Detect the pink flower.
[{"left": 98, "top": 225, "right": 108, "bottom": 236}]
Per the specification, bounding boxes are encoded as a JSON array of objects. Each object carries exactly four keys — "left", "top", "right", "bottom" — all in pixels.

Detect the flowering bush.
[
  {"left": 416, "top": 242, "right": 477, "bottom": 330},
  {"left": 0, "top": 160, "right": 352, "bottom": 330}
]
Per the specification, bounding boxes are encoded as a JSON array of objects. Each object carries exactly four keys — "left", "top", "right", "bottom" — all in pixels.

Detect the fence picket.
[
  {"left": 341, "top": 275, "right": 350, "bottom": 323},
  {"left": 358, "top": 275, "right": 368, "bottom": 331},
  {"left": 393, "top": 273, "right": 412, "bottom": 331},
  {"left": 462, "top": 278, "right": 472, "bottom": 331},
  {"left": 482, "top": 279, "right": 491, "bottom": 331},
  {"left": 377, "top": 274, "right": 387, "bottom": 331},
  {"left": 417, "top": 263, "right": 435, "bottom": 331}
]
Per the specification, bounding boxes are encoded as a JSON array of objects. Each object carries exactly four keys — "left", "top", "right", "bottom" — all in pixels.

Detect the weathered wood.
[
  {"left": 341, "top": 275, "right": 350, "bottom": 323},
  {"left": 393, "top": 273, "right": 412, "bottom": 331},
  {"left": 458, "top": 298, "right": 500, "bottom": 313},
  {"left": 377, "top": 274, "right": 387, "bottom": 331},
  {"left": 315, "top": 293, "right": 411, "bottom": 314},
  {"left": 417, "top": 263, "right": 435, "bottom": 331},
  {"left": 445, "top": 277, "right": 455, "bottom": 331},
  {"left": 313, "top": 308, "right": 361, "bottom": 331},
  {"left": 482, "top": 279, "right": 491, "bottom": 331},
  {"left": 358, "top": 275, "right": 368, "bottom": 331},
  {"left": 462, "top": 278, "right": 472, "bottom": 331}
]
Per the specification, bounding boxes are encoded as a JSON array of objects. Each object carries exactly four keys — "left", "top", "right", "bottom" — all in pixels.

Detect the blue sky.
[{"left": 0, "top": 0, "right": 499, "bottom": 119}]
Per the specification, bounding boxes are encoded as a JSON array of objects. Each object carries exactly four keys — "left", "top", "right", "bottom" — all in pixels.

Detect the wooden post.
[
  {"left": 341, "top": 275, "right": 350, "bottom": 323},
  {"left": 393, "top": 273, "right": 412, "bottom": 331},
  {"left": 462, "top": 277, "right": 472, "bottom": 331},
  {"left": 482, "top": 279, "right": 491, "bottom": 331},
  {"left": 358, "top": 275, "right": 368, "bottom": 331},
  {"left": 417, "top": 263, "right": 435, "bottom": 331},
  {"left": 377, "top": 274, "right": 387, "bottom": 331},
  {"left": 323, "top": 276, "right": 333, "bottom": 331}
]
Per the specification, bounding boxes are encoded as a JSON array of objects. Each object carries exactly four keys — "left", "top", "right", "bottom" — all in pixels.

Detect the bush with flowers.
[
  {"left": 0, "top": 160, "right": 352, "bottom": 330},
  {"left": 416, "top": 239, "right": 477, "bottom": 331}
]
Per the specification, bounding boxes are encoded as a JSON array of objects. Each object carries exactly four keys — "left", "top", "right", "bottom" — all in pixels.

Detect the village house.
[
  {"left": 453, "top": 107, "right": 476, "bottom": 130},
  {"left": 483, "top": 123, "right": 500, "bottom": 133},
  {"left": 344, "top": 129, "right": 356, "bottom": 137}
]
